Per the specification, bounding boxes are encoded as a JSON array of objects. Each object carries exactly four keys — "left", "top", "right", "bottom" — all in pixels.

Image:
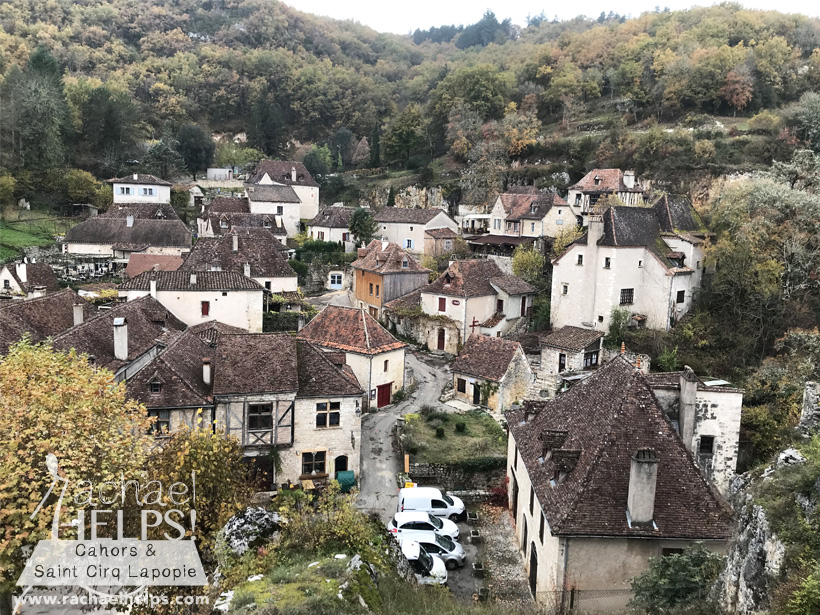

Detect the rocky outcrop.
[
  {"left": 799, "top": 381, "right": 820, "bottom": 433},
  {"left": 359, "top": 185, "right": 450, "bottom": 211}
]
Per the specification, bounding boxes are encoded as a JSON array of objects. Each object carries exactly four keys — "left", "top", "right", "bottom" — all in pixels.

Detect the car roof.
[
  {"left": 401, "top": 540, "right": 421, "bottom": 559},
  {"left": 400, "top": 487, "right": 442, "bottom": 498},
  {"left": 394, "top": 511, "right": 432, "bottom": 523},
  {"left": 400, "top": 530, "right": 439, "bottom": 544}
]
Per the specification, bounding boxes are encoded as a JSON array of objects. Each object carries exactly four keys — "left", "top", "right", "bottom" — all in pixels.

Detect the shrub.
[
  {"left": 657, "top": 345, "right": 680, "bottom": 372},
  {"left": 488, "top": 481, "right": 508, "bottom": 506},
  {"left": 435, "top": 426, "right": 445, "bottom": 439},
  {"left": 455, "top": 421, "right": 466, "bottom": 433},
  {"left": 231, "top": 589, "right": 256, "bottom": 609}
]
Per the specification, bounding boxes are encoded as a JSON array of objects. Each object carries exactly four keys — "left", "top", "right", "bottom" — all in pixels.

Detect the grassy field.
[
  {"left": 0, "top": 210, "right": 77, "bottom": 262},
  {"left": 402, "top": 408, "right": 507, "bottom": 465}
]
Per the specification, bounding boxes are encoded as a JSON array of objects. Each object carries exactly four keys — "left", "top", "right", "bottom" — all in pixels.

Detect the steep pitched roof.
[
  {"left": 180, "top": 234, "right": 295, "bottom": 278},
  {"left": 99, "top": 202, "right": 179, "bottom": 220},
  {"left": 127, "top": 330, "right": 213, "bottom": 409},
  {"left": 203, "top": 212, "right": 287, "bottom": 236},
  {"left": 188, "top": 320, "right": 248, "bottom": 346},
  {"left": 652, "top": 194, "right": 709, "bottom": 234},
  {"left": 0, "top": 289, "right": 91, "bottom": 354},
  {"left": 308, "top": 206, "right": 355, "bottom": 229},
  {"left": 383, "top": 289, "right": 422, "bottom": 313},
  {"left": 351, "top": 240, "right": 430, "bottom": 275},
  {"left": 203, "top": 197, "right": 250, "bottom": 215},
  {"left": 125, "top": 254, "right": 184, "bottom": 278},
  {"left": 296, "top": 340, "right": 362, "bottom": 396},
  {"left": 489, "top": 274, "right": 536, "bottom": 296},
  {"left": 452, "top": 334, "right": 524, "bottom": 382},
  {"left": 297, "top": 305, "right": 406, "bottom": 355},
  {"left": 63, "top": 217, "right": 192, "bottom": 248},
  {"left": 506, "top": 357, "right": 732, "bottom": 539},
  {"left": 213, "top": 333, "right": 298, "bottom": 395},
  {"left": 373, "top": 208, "right": 452, "bottom": 225},
  {"left": 422, "top": 259, "right": 515, "bottom": 298},
  {"left": 107, "top": 173, "right": 173, "bottom": 186},
  {"left": 509, "top": 192, "right": 569, "bottom": 222},
  {"left": 248, "top": 160, "right": 319, "bottom": 187},
  {"left": 119, "top": 271, "right": 263, "bottom": 292},
  {"left": 540, "top": 326, "right": 604, "bottom": 352},
  {"left": 245, "top": 184, "right": 301, "bottom": 203},
  {"left": 52, "top": 296, "right": 186, "bottom": 372},
  {"left": 424, "top": 227, "right": 458, "bottom": 239},
  {"left": 3, "top": 263, "right": 60, "bottom": 294},
  {"left": 568, "top": 169, "right": 644, "bottom": 193},
  {"left": 644, "top": 371, "right": 742, "bottom": 394}
]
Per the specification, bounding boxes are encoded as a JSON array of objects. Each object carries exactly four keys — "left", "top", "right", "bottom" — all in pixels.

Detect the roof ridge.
[{"left": 361, "top": 308, "right": 371, "bottom": 349}]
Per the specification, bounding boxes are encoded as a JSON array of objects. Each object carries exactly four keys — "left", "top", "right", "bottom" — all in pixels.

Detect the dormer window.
[
  {"left": 594, "top": 175, "right": 601, "bottom": 186},
  {"left": 263, "top": 219, "right": 271, "bottom": 229},
  {"left": 402, "top": 259, "right": 408, "bottom": 269},
  {"left": 220, "top": 217, "right": 229, "bottom": 229},
  {"left": 150, "top": 381, "right": 162, "bottom": 394},
  {"left": 444, "top": 273, "right": 451, "bottom": 286}
]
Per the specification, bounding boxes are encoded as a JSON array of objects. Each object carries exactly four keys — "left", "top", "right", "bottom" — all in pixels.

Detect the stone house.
[
  {"left": 506, "top": 357, "right": 732, "bottom": 611},
  {"left": 382, "top": 289, "right": 461, "bottom": 356},
  {"left": 451, "top": 334, "right": 532, "bottom": 413},
  {"left": 297, "top": 305, "right": 406, "bottom": 408},
  {"left": 373, "top": 208, "right": 458, "bottom": 254},
  {"left": 197, "top": 196, "right": 288, "bottom": 239},
  {"left": 645, "top": 367, "right": 743, "bottom": 495},
  {"left": 351, "top": 240, "right": 430, "bottom": 319},
  {"left": 0, "top": 261, "right": 59, "bottom": 299},
  {"left": 244, "top": 184, "right": 303, "bottom": 237},
  {"left": 62, "top": 215, "right": 192, "bottom": 259},
  {"left": 550, "top": 196, "right": 711, "bottom": 332},
  {"left": 179, "top": 230, "right": 297, "bottom": 294},
  {"left": 118, "top": 271, "right": 265, "bottom": 332},
  {"left": 108, "top": 173, "right": 172, "bottom": 204},
  {"left": 567, "top": 168, "right": 647, "bottom": 225},
  {"left": 489, "top": 188, "right": 572, "bottom": 241},
  {"left": 538, "top": 327, "right": 605, "bottom": 397},
  {"left": 423, "top": 227, "right": 459, "bottom": 256},
  {"left": 420, "top": 259, "right": 536, "bottom": 345},
  {"left": 0, "top": 288, "right": 92, "bottom": 355},
  {"left": 247, "top": 160, "right": 320, "bottom": 222},
  {"left": 307, "top": 205, "right": 356, "bottom": 251}
]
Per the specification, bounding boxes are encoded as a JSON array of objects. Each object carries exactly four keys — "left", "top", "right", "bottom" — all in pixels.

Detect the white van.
[
  {"left": 398, "top": 487, "right": 465, "bottom": 521},
  {"left": 401, "top": 540, "right": 447, "bottom": 585}
]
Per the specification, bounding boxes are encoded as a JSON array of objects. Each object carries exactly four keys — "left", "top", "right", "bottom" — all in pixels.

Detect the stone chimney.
[
  {"left": 291, "top": 166, "right": 297, "bottom": 182},
  {"left": 679, "top": 366, "right": 698, "bottom": 453},
  {"left": 126, "top": 215, "right": 134, "bottom": 228},
  {"left": 190, "top": 273, "right": 197, "bottom": 286},
  {"left": 202, "top": 358, "right": 212, "bottom": 386},
  {"left": 623, "top": 170, "right": 636, "bottom": 189},
  {"left": 15, "top": 262, "right": 26, "bottom": 283},
  {"left": 232, "top": 233, "right": 239, "bottom": 252},
  {"left": 113, "top": 317, "right": 128, "bottom": 361},
  {"left": 627, "top": 449, "right": 658, "bottom": 524},
  {"left": 357, "top": 247, "right": 368, "bottom": 258},
  {"left": 381, "top": 240, "right": 388, "bottom": 251},
  {"left": 149, "top": 275, "right": 157, "bottom": 299},
  {"left": 73, "top": 303, "right": 84, "bottom": 326},
  {"left": 132, "top": 173, "right": 138, "bottom": 181},
  {"left": 243, "top": 262, "right": 251, "bottom": 278}
]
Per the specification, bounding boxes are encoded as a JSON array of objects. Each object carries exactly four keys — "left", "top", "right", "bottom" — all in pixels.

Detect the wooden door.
[
  {"left": 521, "top": 296, "right": 527, "bottom": 317},
  {"left": 437, "top": 328, "right": 445, "bottom": 351},
  {"left": 528, "top": 545, "right": 538, "bottom": 597},
  {"left": 473, "top": 382, "right": 481, "bottom": 405},
  {"left": 377, "top": 383, "right": 392, "bottom": 407},
  {"left": 512, "top": 476, "right": 519, "bottom": 519}
]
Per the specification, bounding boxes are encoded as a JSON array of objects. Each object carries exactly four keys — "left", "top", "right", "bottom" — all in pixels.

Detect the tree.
[
  {"left": 246, "top": 92, "right": 286, "bottom": 157},
  {"left": 511, "top": 245, "right": 546, "bottom": 288},
  {"left": 551, "top": 225, "right": 585, "bottom": 257},
  {"left": 302, "top": 144, "right": 333, "bottom": 178},
  {"left": 0, "top": 175, "right": 16, "bottom": 208},
  {"left": 213, "top": 141, "right": 264, "bottom": 172},
  {"left": 176, "top": 123, "right": 215, "bottom": 180},
  {"left": 349, "top": 207, "right": 378, "bottom": 245},
  {"left": 369, "top": 129, "right": 381, "bottom": 168},
  {"left": 352, "top": 137, "right": 370, "bottom": 168},
  {"left": 630, "top": 543, "right": 725, "bottom": 613},
  {"left": 382, "top": 104, "right": 426, "bottom": 166},
  {"left": 144, "top": 132, "right": 184, "bottom": 180},
  {"left": 386, "top": 186, "right": 396, "bottom": 207},
  {"left": 64, "top": 169, "right": 99, "bottom": 203},
  {"left": 719, "top": 69, "right": 754, "bottom": 116},
  {"left": 785, "top": 92, "right": 820, "bottom": 151},
  {"left": 0, "top": 341, "right": 152, "bottom": 613}
]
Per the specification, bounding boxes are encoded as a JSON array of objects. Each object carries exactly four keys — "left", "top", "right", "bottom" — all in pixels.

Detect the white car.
[
  {"left": 401, "top": 540, "right": 447, "bottom": 585},
  {"left": 387, "top": 511, "right": 459, "bottom": 540},
  {"left": 398, "top": 487, "right": 465, "bottom": 521},
  {"left": 402, "top": 531, "right": 466, "bottom": 570}
]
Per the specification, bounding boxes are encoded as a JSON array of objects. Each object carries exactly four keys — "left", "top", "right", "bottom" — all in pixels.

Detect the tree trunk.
[{"left": 0, "top": 590, "right": 13, "bottom": 615}]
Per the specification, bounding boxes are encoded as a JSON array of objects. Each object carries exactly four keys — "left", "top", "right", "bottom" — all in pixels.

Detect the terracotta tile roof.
[
  {"left": 296, "top": 340, "right": 362, "bottom": 396},
  {"left": 480, "top": 312, "right": 505, "bottom": 327},
  {"left": 213, "top": 333, "right": 298, "bottom": 394},
  {"left": 452, "top": 334, "right": 524, "bottom": 381},
  {"left": 63, "top": 218, "right": 192, "bottom": 248},
  {"left": 568, "top": 169, "right": 644, "bottom": 193},
  {"left": 373, "top": 208, "right": 452, "bottom": 225},
  {"left": 127, "top": 330, "right": 213, "bottom": 409},
  {"left": 248, "top": 160, "right": 319, "bottom": 187},
  {"left": 352, "top": 240, "right": 430, "bottom": 275},
  {"left": 424, "top": 227, "right": 458, "bottom": 239},
  {"left": 0, "top": 289, "right": 91, "bottom": 354},
  {"left": 188, "top": 320, "right": 248, "bottom": 346},
  {"left": 308, "top": 206, "right": 355, "bottom": 229},
  {"left": 3, "top": 263, "right": 60, "bottom": 294},
  {"left": 125, "top": 255, "right": 184, "bottom": 278},
  {"left": 180, "top": 234, "right": 295, "bottom": 278},
  {"left": 100, "top": 202, "right": 179, "bottom": 220},
  {"left": 119, "top": 271, "right": 264, "bottom": 292},
  {"left": 203, "top": 212, "right": 287, "bottom": 236},
  {"left": 423, "top": 260, "right": 531, "bottom": 298},
  {"left": 297, "top": 305, "right": 406, "bottom": 355},
  {"left": 506, "top": 192, "right": 568, "bottom": 222},
  {"left": 52, "top": 296, "right": 186, "bottom": 372},
  {"left": 489, "top": 274, "right": 536, "bottom": 296},
  {"left": 383, "top": 289, "right": 422, "bottom": 313},
  {"left": 506, "top": 357, "right": 732, "bottom": 539},
  {"left": 107, "top": 173, "right": 172, "bottom": 186},
  {"left": 245, "top": 184, "right": 301, "bottom": 203},
  {"left": 203, "top": 197, "right": 250, "bottom": 215},
  {"left": 540, "top": 326, "right": 604, "bottom": 351}
]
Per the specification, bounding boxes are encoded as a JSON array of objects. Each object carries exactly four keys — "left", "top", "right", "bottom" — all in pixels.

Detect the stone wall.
[{"left": 406, "top": 461, "right": 507, "bottom": 491}]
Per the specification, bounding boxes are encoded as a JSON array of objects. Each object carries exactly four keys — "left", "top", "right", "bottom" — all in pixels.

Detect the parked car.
[
  {"left": 398, "top": 486, "right": 466, "bottom": 521},
  {"left": 400, "top": 531, "right": 466, "bottom": 570},
  {"left": 387, "top": 511, "right": 459, "bottom": 540},
  {"left": 401, "top": 540, "right": 447, "bottom": 585}
]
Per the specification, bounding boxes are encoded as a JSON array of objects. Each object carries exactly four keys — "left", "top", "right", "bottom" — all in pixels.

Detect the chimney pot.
[
  {"left": 149, "top": 277, "right": 157, "bottom": 298},
  {"left": 243, "top": 262, "right": 251, "bottom": 278},
  {"left": 291, "top": 166, "right": 297, "bottom": 182},
  {"left": 15, "top": 262, "right": 27, "bottom": 283},
  {"left": 232, "top": 233, "right": 239, "bottom": 252},
  {"left": 190, "top": 273, "right": 197, "bottom": 286},
  {"left": 126, "top": 215, "right": 134, "bottom": 228},
  {"left": 113, "top": 317, "right": 128, "bottom": 362},
  {"left": 202, "top": 357, "right": 212, "bottom": 385},
  {"left": 73, "top": 303, "right": 84, "bottom": 326},
  {"left": 627, "top": 449, "right": 658, "bottom": 524},
  {"left": 133, "top": 173, "right": 138, "bottom": 181}
]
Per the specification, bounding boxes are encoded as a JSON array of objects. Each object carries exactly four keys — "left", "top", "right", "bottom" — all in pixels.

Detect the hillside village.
[{"left": 4, "top": 3, "right": 820, "bottom": 615}]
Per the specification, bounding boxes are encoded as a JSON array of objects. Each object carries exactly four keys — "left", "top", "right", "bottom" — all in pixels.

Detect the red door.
[
  {"left": 437, "top": 328, "right": 445, "bottom": 351},
  {"left": 377, "top": 383, "right": 392, "bottom": 408}
]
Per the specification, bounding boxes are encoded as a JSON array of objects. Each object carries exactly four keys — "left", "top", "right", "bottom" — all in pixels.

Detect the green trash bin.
[{"left": 336, "top": 470, "right": 356, "bottom": 493}]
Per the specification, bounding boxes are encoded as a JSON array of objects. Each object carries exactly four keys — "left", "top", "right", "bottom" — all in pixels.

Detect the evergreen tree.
[
  {"left": 369, "top": 129, "right": 381, "bottom": 168},
  {"left": 176, "top": 123, "right": 215, "bottom": 180},
  {"left": 349, "top": 207, "right": 378, "bottom": 245},
  {"left": 247, "top": 93, "right": 286, "bottom": 157},
  {"left": 386, "top": 186, "right": 395, "bottom": 207}
]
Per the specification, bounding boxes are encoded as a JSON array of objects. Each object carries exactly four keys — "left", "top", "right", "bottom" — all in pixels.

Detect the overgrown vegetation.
[{"left": 401, "top": 407, "right": 506, "bottom": 465}]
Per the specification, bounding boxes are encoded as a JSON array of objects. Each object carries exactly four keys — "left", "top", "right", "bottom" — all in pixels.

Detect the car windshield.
[
  {"left": 434, "top": 534, "right": 454, "bottom": 551},
  {"left": 442, "top": 494, "right": 454, "bottom": 505},
  {"left": 418, "top": 547, "right": 434, "bottom": 573},
  {"left": 427, "top": 514, "right": 443, "bottom": 529}
]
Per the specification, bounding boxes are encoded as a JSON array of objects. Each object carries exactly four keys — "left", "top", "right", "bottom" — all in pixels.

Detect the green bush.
[
  {"left": 455, "top": 421, "right": 466, "bottom": 433},
  {"left": 435, "top": 426, "right": 445, "bottom": 439}
]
